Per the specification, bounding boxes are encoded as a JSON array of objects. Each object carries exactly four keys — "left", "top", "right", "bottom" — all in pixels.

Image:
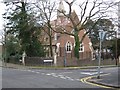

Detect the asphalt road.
[
  {"left": 2, "top": 67, "right": 119, "bottom": 89},
  {"left": 0, "top": 67, "right": 2, "bottom": 90}
]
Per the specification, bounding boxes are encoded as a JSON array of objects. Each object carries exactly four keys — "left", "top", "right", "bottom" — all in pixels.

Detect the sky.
[
  {"left": 0, "top": 0, "right": 119, "bottom": 45},
  {"left": 0, "top": 0, "right": 5, "bottom": 45}
]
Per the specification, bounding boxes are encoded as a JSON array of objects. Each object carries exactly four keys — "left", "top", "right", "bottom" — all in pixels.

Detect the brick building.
[{"left": 42, "top": 0, "right": 94, "bottom": 66}]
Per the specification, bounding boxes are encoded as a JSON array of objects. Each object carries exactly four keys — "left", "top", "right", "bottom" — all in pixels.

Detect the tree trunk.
[
  {"left": 74, "top": 32, "right": 80, "bottom": 59},
  {"left": 49, "top": 35, "right": 53, "bottom": 57}
]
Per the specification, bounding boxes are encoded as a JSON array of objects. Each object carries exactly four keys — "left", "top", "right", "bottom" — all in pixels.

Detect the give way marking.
[{"left": 81, "top": 71, "right": 103, "bottom": 75}]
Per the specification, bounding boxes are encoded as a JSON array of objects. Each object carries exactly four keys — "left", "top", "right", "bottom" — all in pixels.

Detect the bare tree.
[
  {"left": 33, "top": 0, "right": 57, "bottom": 57},
  {"left": 108, "top": 1, "right": 120, "bottom": 65},
  {"left": 33, "top": 0, "right": 115, "bottom": 59},
  {"left": 53, "top": 0, "right": 115, "bottom": 59}
]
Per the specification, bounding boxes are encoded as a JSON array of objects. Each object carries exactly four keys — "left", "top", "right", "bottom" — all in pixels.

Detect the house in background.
[{"left": 42, "top": 0, "right": 94, "bottom": 66}]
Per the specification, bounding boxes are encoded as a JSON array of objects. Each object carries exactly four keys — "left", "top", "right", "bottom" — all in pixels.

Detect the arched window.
[
  {"left": 79, "top": 43, "right": 84, "bottom": 52},
  {"left": 66, "top": 42, "right": 72, "bottom": 53}
]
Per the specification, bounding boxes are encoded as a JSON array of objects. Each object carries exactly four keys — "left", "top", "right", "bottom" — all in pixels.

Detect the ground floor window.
[{"left": 66, "top": 42, "right": 72, "bottom": 53}]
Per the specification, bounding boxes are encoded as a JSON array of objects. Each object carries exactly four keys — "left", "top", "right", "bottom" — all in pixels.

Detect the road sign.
[{"left": 99, "top": 31, "right": 106, "bottom": 41}]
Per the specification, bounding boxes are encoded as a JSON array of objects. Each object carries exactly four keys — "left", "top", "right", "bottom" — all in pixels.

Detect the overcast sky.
[
  {"left": 0, "top": 0, "right": 5, "bottom": 45},
  {"left": 0, "top": 0, "right": 119, "bottom": 45}
]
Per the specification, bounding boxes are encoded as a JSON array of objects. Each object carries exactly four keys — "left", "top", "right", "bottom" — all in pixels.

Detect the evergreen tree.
[{"left": 3, "top": 1, "right": 45, "bottom": 57}]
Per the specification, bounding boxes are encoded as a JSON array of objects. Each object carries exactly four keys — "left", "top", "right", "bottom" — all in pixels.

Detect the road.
[{"left": 2, "top": 67, "right": 119, "bottom": 89}]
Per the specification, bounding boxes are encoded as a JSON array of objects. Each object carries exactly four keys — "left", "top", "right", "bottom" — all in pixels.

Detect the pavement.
[
  {"left": 87, "top": 71, "right": 120, "bottom": 89},
  {"left": 1, "top": 63, "right": 30, "bottom": 69},
  {"left": 1, "top": 62, "right": 120, "bottom": 89}
]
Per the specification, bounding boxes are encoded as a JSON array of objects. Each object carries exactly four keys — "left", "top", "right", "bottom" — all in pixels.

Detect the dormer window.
[{"left": 66, "top": 42, "right": 72, "bottom": 53}]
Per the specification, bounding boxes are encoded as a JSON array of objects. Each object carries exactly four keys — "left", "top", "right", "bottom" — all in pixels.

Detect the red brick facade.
[{"left": 41, "top": 0, "right": 94, "bottom": 66}]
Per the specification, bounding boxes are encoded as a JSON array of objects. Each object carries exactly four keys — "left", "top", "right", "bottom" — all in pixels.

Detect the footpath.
[
  {"left": 88, "top": 70, "right": 119, "bottom": 89},
  {"left": 1, "top": 63, "right": 120, "bottom": 89}
]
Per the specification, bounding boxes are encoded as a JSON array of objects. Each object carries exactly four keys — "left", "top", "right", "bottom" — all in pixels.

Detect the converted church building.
[{"left": 42, "top": 0, "right": 94, "bottom": 66}]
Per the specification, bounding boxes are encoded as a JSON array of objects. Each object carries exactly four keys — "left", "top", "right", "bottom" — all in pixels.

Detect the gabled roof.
[
  {"left": 70, "top": 10, "right": 79, "bottom": 25},
  {"left": 57, "top": 0, "right": 66, "bottom": 17}
]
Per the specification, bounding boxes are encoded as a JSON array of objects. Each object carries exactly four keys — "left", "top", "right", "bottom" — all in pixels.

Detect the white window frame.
[
  {"left": 65, "top": 42, "right": 72, "bottom": 53},
  {"left": 79, "top": 43, "right": 84, "bottom": 52}
]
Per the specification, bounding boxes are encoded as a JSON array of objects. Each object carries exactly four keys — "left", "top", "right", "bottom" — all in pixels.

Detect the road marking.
[
  {"left": 58, "top": 75, "right": 64, "bottom": 77},
  {"left": 89, "top": 69, "right": 97, "bottom": 71},
  {"left": 80, "top": 73, "right": 114, "bottom": 89},
  {"left": 46, "top": 73, "right": 51, "bottom": 76},
  {"left": 27, "top": 70, "right": 32, "bottom": 72},
  {"left": 50, "top": 73, "right": 56, "bottom": 75},
  {"left": 60, "top": 72, "right": 73, "bottom": 74},
  {"left": 65, "top": 76, "right": 71, "bottom": 79},
  {"left": 60, "top": 76, "right": 66, "bottom": 79},
  {"left": 68, "top": 78, "right": 74, "bottom": 81},
  {"left": 76, "top": 79, "right": 80, "bottom": 81},
  {"left": 35, "top": 72, "right": 40, "bottom": 74},
  {"left": 31, "top": 71, "right": 35, "bottom": 73},
  {"left": 46, "top": 73, "right": 59, "bottom": 77},
  {"left": 81, "top": 72, "right": 103, "bottom": 75},
  {"left": 52, "top": 74, "right": 58, "bottom": 77},
  {"left": 44, "top": 73, "right": 77, "bottom": 81}
]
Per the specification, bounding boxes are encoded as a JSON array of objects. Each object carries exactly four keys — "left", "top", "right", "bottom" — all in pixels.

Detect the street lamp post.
[
  {"left": 115, "top": 31, "right": 118, "bottom": 66},
  {"left": 97, "top": 30, "right": 106, "bottom": 79},
  {"left": 64, "top": 44, "right": 66, "bottom": 67}
]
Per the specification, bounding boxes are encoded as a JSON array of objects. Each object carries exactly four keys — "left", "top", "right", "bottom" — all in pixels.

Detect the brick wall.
[
  {"left": 24, "top": 57, "right": 54, "bottom": 66},
  {"left": 56, "top": 57, "right": 116, "bottom": 67}
]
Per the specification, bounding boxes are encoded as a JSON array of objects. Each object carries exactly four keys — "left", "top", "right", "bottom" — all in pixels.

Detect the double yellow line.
[{"left": 80, "top": 73, "right": 115, "bottom": 89}]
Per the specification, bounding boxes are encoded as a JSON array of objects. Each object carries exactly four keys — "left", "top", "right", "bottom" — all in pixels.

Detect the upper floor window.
[
  {"left": 66, "top": 42, "right": 72, "bottom": 53},
  {"left": 79, "top": 43, "right": 84, "bottom": 52}
]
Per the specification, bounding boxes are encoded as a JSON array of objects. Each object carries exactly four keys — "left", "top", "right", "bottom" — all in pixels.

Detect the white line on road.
[
  {"left": 80, "top": 72, "right": 103, "bottom": 75},
  {"left": 65, "top": 76, "right": 71, "bottom": 79},
  {"left": 60, "top": 76, "right": 66, "bottom": 79},
  {"left": 35, "top": 72, "right": 40, "bottom": 74},
  {"left": 46, "top": 73, "right": 51, "bottom": 76},
  {"left": 31, "top": 71, "right": 35, "bottom": 73},
  {"left": 60, "top": 72, "right": 73, "bottom": 74},
  {"left": 52, "top": 74, "right": 58, "bottom": 77},
  {"left": 58, "top": 75, "right": 64, "bottom": 77},
  {"left": 51, "top": 73, "right": 56, "bottom": 75},
  {"left": 27, "top": 70, "right": 32, "bottom": 72},
  {"left": 67, "top": 78, "right": 74, "bottom": 81}
]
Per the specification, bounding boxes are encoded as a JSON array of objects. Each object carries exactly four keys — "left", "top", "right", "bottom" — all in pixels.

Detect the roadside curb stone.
[{"left": 87, "top": 75, "right": 120, "bottom": 89}]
